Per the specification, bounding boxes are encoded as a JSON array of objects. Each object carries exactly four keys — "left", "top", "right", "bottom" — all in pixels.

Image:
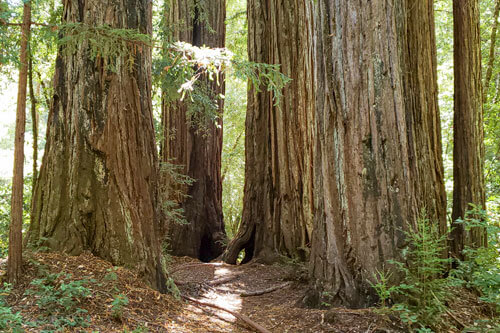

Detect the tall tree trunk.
[
  {"left": 483, "top": 0, "right": 500, "bottom": 103},
  {"left": 8, "top": 1, "right": 30, "bottom": 284},
  {"left": 161, "top": 0, "right": 227, "bottom": 262},
  {"left": 222, "top": 0, "right": 315, "bottom": 265},
  {"left": 309, "top": 0, "right": 445, "bottom": 308},
  {"left": 29, "top": 54, "right": 38, "bottom": 190},
  {"left": 28, "top": 0, "right": 166, "bottom": 291},
  {"left": 451, "top": 0, "right": 486, "bottom": 258},
  {"left": 399, "top": 0, "right": 447, "bottom": 240}
]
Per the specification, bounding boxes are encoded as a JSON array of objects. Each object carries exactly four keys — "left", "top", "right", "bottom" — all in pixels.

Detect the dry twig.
[
  {"left": 182, "top": 295, "right": 272, "bottom": 333},
  {"left": 240, "top": 282, "right": 292, "bottom": 297}
]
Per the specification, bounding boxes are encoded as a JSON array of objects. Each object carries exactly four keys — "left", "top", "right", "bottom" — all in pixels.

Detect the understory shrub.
[
  {"left": 0, "top": 283, "right": 23, "bottom": 332},
  {"left": 373, "top": 207, "right": 500, "bottom": 332},
  {"left": 25, "top": 272, "right": 93, "bottom": 330}
]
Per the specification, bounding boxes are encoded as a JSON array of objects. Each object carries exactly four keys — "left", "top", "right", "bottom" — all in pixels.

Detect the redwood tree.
[
  {"left": 400, "top": 0, "right": 447, "bottom": 239},
  {"left": 8, "top": 0, "right": 30, "bottom": 284},
  {"left": 28, "top": 0, "right": 166, "bottom": 291},
  {"left": 222, "top": 0, "right": 315, "bottom": 265},
  {"left": 161, "top": 0, "right": 227, "bottom": 262},
  {"left": 451, "top": 0, "right": 486, "bottom": 258},
  {"left": 309, "top": 0, "right": 446, "bottom": 308}
]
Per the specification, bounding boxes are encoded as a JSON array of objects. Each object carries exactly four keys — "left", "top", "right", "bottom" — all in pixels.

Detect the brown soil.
[{"left": 1, "top": 252, "right": 495, "bottom": 332}]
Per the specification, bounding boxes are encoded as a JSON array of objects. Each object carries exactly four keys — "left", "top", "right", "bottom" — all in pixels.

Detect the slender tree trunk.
[
  {"left": 28, "top": 0, "right": 166, "bottom": 291},
  {"left": 29, "top": 53, "right": 38, "bottom": 190},
  {"left": 8, "top": 1, "right": 30, "bottom": 284},
  {"left": 451, "top": 0, "right": 486, "bottom": 258},
  {"left": 309, "top": 0, "right": 445, "bottom": 308},
  {"left": 483, "top": 0, "right": 500, "bottom": 103},
  {"left": 495, "top": 73, "right": 500, "bottom": 103},
  {"left": 222, "top": 0, "right": 315, "bottom": 265},
  {"left": 161, "top": 0, "right": 227, "bottom": 262}
]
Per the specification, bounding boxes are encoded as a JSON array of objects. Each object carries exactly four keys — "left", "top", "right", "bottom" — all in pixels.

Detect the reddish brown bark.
[
  {"left": 8, "top": 1, "right": 31, "bottom": 284},
  {"left": 309, "top": 0, "right": 445, "bottom": 308},
  {"left": 29, "top": 53, "right": 38, "bottom": 191},
  {"left": 222, "top": 0, "right": 315, "bottom": 265},
  {"left": 451, "top": 0, "right": 486, "bottom": 258},
  {"left": 400, "top": 0, "right": 447, "bottom": 239},
  {"left": 28, "top": 0, "right": 166, "bottom": 291},
  {"left": 162, "top": 0, "right": 227, "bottom": 262}
]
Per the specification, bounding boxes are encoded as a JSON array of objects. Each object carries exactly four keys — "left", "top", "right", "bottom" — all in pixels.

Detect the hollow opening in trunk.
[
  {"left": 240, "top": 226, "right": 256, "bottom": 264},
  {"left": 199, "top": 231, "right": 215, "bottom": 262}
]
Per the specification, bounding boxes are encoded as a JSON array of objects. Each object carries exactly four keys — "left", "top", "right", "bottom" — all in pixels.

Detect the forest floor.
[{"left": 0, "top": 252, "right": 495, "bottom": 332}]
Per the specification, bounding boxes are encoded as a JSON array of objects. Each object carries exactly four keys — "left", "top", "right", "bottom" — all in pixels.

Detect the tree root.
[
  {"left": 182, "top": 294, "right": 272, "bottom": 333},
  {"left": 240, "top": 282, "right": 292, "bottom": 297},
  {"left": 170, "top": 262, "right": 227, "bottom": 275},
  {"left": 208, "top": 273, "right": 242, "bottom": 286}
]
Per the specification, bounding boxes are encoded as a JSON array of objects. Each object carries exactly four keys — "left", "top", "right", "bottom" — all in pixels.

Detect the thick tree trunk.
[
  {"left": 8, "top": 1, "right": 30, "bottom": 284},
  {"left": 162, "top": 0, "right": 227, "bottom": 262},
  {"left": 451, "top": 0, "right": 486, "bottom": 258},
  {"left": 399, "top": 1, "right": 447, "bottom": 239},
  {"left": 222, "top": 0, "right": 315, "bottom": 265},
  {"left": 309, "top": 0, "right": 445, "bottom": 308},
  {"left": 28, "top": 0, "right": 166, "bottom": 291}
]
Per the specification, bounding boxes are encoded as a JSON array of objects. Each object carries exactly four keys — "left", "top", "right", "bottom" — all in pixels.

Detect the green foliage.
[
  {"left": 104, "top": 268, "right": 119, "bottom": 283},
  {"left": 452, "top": 205, "right": 500, "bottom": 312},
  {"left": 0, "top": 1, "right": 22, "bottom": 76},
  {"left": 370, "top": 269, "right": 399, "bottom": 309},
  {"left": 156, "top": 41, "right": 290, "bottom": 131},
  {"left": 159, "top": 160, "right": 195, "bottom": 226},
  {"left": 0, "top": 283, "right": 23, "bottom": 332},
  {"left": 232, "top": 58, "right": 291, "bottom": 105},
  {"left": 0, "top": 176, "right": 33, "bottom": 258},
  {"left": 372, "top": 214, "right": 451, "bottom": 331},
  {"left": 435, "top": 0, "right": 500, "bottom": 214},
  {"left": 111, "top": 293, "right": 129, "bottom": 321},
  {"left": 390, "top": 215, "right": 450, "bottom": 329},
  {"left": 123, "top": 325, "right": 149, "bottom": 333},
  {"left": 25, "top": 272, "right": 93, "bottom": 330},
  {"left": 59, "top": 23, "right": 152, "bottom": 72},
  {"left": 222, "top": 0, "right": 247, "bottom": 240},
  {"left": 166, "top": 276, "right": 180, "bottom": 300},
  {"left": 373, "top": 207, "right": 500, "bottom": 331}
]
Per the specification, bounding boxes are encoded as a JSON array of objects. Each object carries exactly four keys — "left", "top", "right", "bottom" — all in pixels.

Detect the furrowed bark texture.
[
  {"left": 162, "top": 0, "right": 227, "bottom": 262},
  {"left": 398, "top": 1, "right": 447, "bottom": 236},
  {"left": 29, "top": 0, "right": 166, "bottom": 291},
  {"left": 29, "top": 56, "right": 38, "bottom": 191},
  {"left": 451, "top": 0, "right": 486, "bottom": 257},
  {"left": 8, "top": 1, "right": 30, "bottom": 284},
  {"left": 309, "top": 0, "right": 445, "bottom": 308},
  {"left": 222, "top": 0, "right": 315, "bottom": 264}
]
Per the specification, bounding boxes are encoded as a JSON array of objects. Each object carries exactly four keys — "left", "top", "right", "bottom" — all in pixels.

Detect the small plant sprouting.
[
  {"left": 111, "top": 293, "right": 129, "bottom": 321},
  {"left": 372, "top": 212, "right": 451, "bottom": 331},
  {"left": 370, "top": 269, "right": 399, "bottom": 309}
]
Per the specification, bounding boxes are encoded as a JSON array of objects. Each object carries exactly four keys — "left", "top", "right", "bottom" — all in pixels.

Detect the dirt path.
[{"left": 171, "top": 257, "right": 401, "bottom": 333}]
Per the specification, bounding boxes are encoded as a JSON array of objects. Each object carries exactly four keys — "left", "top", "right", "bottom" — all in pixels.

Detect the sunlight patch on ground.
[
  {"left": 213, "top": 267, "right": 231, "bottom": 277},
  {"left": 200, "top": 266, "right": 242, "bottom": 322}
]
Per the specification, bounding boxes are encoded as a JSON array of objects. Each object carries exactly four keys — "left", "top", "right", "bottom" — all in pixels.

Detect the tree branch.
[{"left": 182, "top": 295, "right": 272, "bottom": 333}]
